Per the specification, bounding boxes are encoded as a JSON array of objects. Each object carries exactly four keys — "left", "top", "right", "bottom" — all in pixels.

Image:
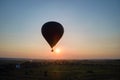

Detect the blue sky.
[{"left": 0, "top": 0, "right": 120, "bottom": 59}]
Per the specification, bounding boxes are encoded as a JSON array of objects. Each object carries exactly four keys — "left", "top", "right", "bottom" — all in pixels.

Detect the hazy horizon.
[{"left": 0, "top": 0, "right": 120, "bottom": 59}]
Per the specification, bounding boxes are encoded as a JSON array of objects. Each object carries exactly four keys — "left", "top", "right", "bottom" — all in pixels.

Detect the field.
[{"left": 0, "top": 58, "right": 120, "bottom": 80}]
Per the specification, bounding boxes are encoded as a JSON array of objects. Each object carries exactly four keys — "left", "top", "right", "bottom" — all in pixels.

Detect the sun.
[{"left": 55, "top": 48, "right": 61, "bottom": 54}]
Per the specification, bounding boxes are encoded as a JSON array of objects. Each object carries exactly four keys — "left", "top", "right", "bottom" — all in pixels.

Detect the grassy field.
[{"left": 0, "top": 59, "right": 120, "bottom": 80}]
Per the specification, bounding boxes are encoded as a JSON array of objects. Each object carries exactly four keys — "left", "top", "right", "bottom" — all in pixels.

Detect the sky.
[{"left": 0, "top": 0, "right": 120, "bottom": 59}]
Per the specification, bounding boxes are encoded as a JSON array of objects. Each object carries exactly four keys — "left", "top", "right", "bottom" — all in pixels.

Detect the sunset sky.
[{"left": 0, "top": 0, "right": 120, "bottom": 59}]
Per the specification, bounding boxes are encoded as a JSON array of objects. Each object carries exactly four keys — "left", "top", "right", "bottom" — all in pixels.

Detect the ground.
[{"left": 0, "top": 59, "right": 120, "bottom": 80}]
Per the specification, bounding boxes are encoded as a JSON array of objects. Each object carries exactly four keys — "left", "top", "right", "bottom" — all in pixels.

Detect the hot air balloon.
[{"left": 41, "top": 21, "right": 64, "bottom": 52}]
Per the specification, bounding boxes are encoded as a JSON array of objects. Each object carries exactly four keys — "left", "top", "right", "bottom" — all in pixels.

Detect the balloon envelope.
[{"left": 41, "top": 21, "right": 64, "bottom": 50}]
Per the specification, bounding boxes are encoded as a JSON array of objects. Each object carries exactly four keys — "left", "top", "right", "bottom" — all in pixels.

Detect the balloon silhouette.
[{"left": 41, "top": 21, "right": 64, "bottom": 52}]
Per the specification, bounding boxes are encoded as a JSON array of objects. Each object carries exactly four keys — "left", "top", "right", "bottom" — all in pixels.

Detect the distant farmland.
[{"left": 0, "top": 58, "right": 120, "bottom": 80}]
